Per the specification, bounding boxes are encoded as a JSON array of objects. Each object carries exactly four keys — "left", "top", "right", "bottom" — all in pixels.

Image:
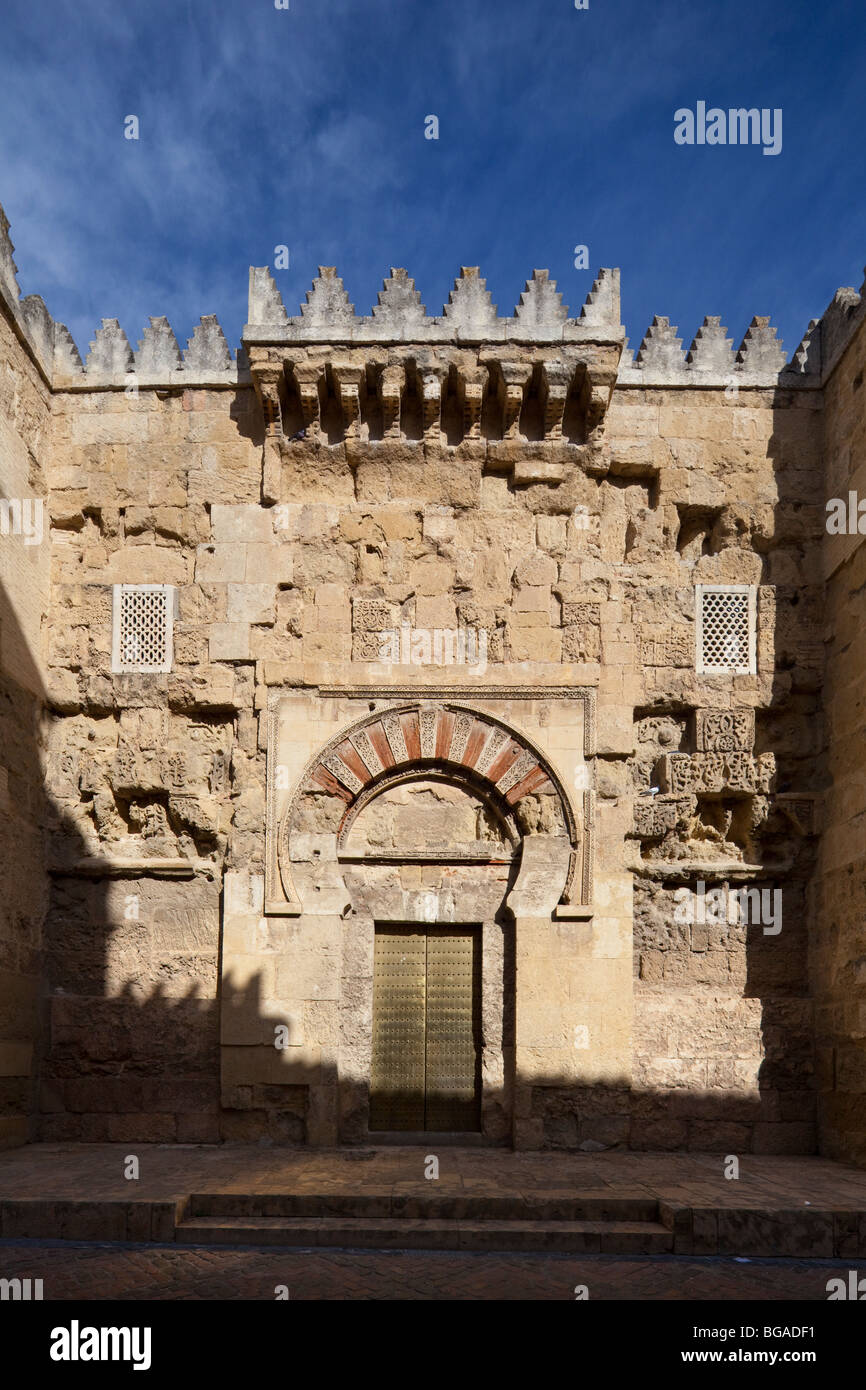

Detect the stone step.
[
  {"left": 176, "top": 1214, "right": 674, "bottom": 1254},
  {"left": 187, "top": 1191, "right": 660, "bottom": 1223}
]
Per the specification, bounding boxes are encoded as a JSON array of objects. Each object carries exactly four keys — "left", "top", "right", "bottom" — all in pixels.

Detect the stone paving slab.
[
  {"left": 2, "top": 1143, "right": 865, "bottom": 1203},
  {"left": 1, "top": 1239, "right": 865, "bottom": 1300}
]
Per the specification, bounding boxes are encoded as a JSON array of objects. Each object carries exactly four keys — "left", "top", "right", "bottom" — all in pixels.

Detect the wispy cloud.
[{"left": 0, "top": 0, "right": 863, "bottom": 360}]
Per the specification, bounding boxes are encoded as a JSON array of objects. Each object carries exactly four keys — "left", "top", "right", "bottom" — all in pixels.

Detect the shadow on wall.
[
  {"left": 0, "top": 572, "right": 49, "bottom": 1147},
  {"left": 751, "top": 394, "right": 821, "bottom": 1157}
]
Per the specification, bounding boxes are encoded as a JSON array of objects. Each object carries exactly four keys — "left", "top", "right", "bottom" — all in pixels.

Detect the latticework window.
[
  {"left": 111, "top": 585, "right": 175, "bottom": 673},
  {"left": 695, "top": 585, "right": 756, "bottom": 674}
]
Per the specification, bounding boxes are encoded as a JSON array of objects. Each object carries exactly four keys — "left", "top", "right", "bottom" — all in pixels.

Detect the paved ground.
[
  {"left": 0, "top": 1238, "right": 861, "bottom": 1300},
  {"left": 4, "top": 1145, "right": 866, "bottom": 1263},
  {"left": 3, "top": 1142, "right": 866, "bottom": 1208}
]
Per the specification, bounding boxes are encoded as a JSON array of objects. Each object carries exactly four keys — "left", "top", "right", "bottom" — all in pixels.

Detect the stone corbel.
[
  {"left": 419, "top": 365, "right": 446, "bottom": 441},
  {"left": 249, "top": 358, "right": 285, "bottom": 505},
  {"left": 252, "top": 363, "right": 284, "bottom": 440},
  {"left": 457, "top": 364, "right": 488, "bottom": 441},
  {"left": 379, "top": 363, "right": 406, "bottom": 438},
  {"left": 580, "top": 359, "right": 619, "bottom": 440},
  {"left": 585, "top": 381, "right": 609, "bottom": 436},
  {"left": 332, "top": 362, "right": 365, "bottom": 441},
  {"left": 291, "top": 362, "right": 326, "bottom": 439},
  {"left": 496, "top": 360, "right": 533, "bottom": 439},
  {"left": 539, "top": 359, "right": 573, "bottom": 440}
]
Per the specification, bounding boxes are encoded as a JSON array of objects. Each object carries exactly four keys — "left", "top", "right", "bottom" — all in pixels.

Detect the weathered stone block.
[
  {"left": 227, "top": 583, "right": 274, "bottom": 625},
  {"left": 508, "top": 627, "right": 562, "bottom": 662},
  {"left": 209, "top": 622, "right": 251, "bottom": 661},
  {"left": 196, "top": 543, "right": 247, "bottom": 583},
  {"left": 211, "top": 504, "right": 275, "bottom": 543},
  {"left": 562, "top": 624, "right": 601, "bottom": 661},
  {"left": 514, "top": 552, "right": 558, "bottom": 587}
]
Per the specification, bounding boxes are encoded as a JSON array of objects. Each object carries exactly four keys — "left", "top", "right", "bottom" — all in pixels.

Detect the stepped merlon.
[{"left": 0, "top": 200, "right": 863, "bottom": 388}]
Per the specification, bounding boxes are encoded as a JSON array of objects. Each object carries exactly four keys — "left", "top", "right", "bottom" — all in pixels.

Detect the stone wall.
[
  {"left": 1, "top": 195, "right": 863, "bottom": 1154},
  {"left": 40, "top": 324, "right": 822, "bottom": 1148},
  {"left": 0, "top": 213, "right": 52, "bottom": 1147},
  {"left": 38, "top": 376, "right": 260, "bottom": 1142},
  {"left": 815, "top": 300, "right": 866, "bottom": 1164},
  {"left": 617, "top": 380, "right": 824, "bottom": 1154}
]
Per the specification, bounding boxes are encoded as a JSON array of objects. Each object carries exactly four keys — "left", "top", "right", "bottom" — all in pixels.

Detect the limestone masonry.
[{"left": 0, "top": 198, "right": 864, "bottom": 1160}]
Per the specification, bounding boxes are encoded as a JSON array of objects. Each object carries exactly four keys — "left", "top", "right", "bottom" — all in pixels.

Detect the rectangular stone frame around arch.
[{"left": 218, "top": 686, "right": 633, "bottom": 1150}]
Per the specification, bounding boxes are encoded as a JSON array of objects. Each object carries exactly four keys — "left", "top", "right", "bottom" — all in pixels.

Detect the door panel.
[
  {"left": 425, "top": 932, "right": 480, "bottom": 1132},
  {"left": 369, "top": 926, "right": 481, "bottom": 1132},
  {"left": 369, "top": 929, "right": 426, "bottom": 1132}
]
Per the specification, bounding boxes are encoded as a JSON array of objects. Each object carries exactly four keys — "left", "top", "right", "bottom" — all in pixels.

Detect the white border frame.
[
  {"left": 111, "top": 584, "right": 176, "bottom": 673},
  {"left": 695, "top": 583, "right": 757, "bottom": 675}
]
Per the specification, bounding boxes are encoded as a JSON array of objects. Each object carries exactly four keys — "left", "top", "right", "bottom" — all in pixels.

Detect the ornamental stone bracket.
[{"left": 247, "top": 342, "right": 621, "bottom": 456}]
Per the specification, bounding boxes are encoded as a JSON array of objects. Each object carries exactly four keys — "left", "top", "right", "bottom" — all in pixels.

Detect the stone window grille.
[
  {"left": 695, "top": 584, "right": 757, "bottom": 675},
  {"left": 111, "top": 584, "right": 176, "bottom": 673}
]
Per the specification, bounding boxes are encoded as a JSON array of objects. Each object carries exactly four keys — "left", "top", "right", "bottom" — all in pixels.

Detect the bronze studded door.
[
  {"left": 369, "top": 929, "right": 427, "bottom": 1132},
  {"left": 424, "top": 931, "right": 481, "bottom": 1131},
  {"left": 369, "top": 927, "right": 481, "bottom": 1132}
]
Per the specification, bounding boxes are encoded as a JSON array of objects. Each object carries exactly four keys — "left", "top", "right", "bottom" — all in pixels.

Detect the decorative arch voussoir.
[
  {"left": 304, "top": 703, "right": 563, "bottom": 816},
  {"left": 279, "top": 701, "right": 583, "bottom": 912}
]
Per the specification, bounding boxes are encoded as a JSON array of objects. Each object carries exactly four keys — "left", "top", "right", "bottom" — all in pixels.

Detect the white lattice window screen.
[
  {"left": 696, "top": 585, "right": 756, "bottom": 674},
  {"left": 112, "top": 585, "right": 175, "bottom": 672}
]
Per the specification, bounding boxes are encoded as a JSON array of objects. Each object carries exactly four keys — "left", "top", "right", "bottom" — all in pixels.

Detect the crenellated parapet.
[
  {"left": 0, "top": 202, "right": 76, "bottom": 384},
  {"left": 69, "top": 314, "right": 243, "bottom": 387},
  {"left": 617, "top": 274, "right": 866, "bottom": 389},
  {"left": 245, "top": 266, "right": 624, "bottom": 479},
  {"left": 245, "top": 264, "right": 623, "bottom": 345},
  {"left": 619, "top": 312, "right": 799, "bottom": 387},
  {"left": 0, "top": 196, "right": 244, "bottom": 388},
  {"left": 814, "top": 278, "right": 866, "bottom": 383},
  {"left": 1, "top": 195, "right": 865, "bottom": 397}
]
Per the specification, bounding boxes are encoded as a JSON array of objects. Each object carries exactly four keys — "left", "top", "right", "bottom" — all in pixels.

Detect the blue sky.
[{"left": 0, "top": 0, "right": 864, "bottom": 363}]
